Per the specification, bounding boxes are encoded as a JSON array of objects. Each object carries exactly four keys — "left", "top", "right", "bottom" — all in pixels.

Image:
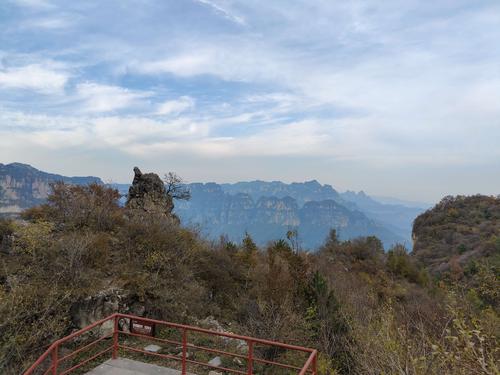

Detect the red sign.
[{"left": 130, "top": 318, "right": 156, "bottom": 337}]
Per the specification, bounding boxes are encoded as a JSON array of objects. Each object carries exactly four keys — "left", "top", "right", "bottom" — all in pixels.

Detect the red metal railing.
[{"left": 23, "top": 313, "right": 318, "bottom": 375}]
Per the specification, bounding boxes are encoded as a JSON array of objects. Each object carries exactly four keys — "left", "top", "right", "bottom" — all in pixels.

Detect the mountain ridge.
[
  {"left": 173, "top": 181, "right": 410, "bottom": 249},
  {"left": 0, "top": 163, "right": 425, "bottom": 249},
  {"left": 0, "top": 163, "right": 103, "bottom": 215}
]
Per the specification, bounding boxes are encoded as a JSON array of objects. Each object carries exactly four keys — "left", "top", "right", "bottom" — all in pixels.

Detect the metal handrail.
[{"left": 22, "top": 313, "right": 318, "bottom": 375}]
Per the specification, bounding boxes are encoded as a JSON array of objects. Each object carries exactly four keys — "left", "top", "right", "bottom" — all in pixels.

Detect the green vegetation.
[
  {"left": 413, "top": 195, "right": 500, "bottom": 273},
  {"left": 0, "top": 185, "right": 498, "bottom": 374}
]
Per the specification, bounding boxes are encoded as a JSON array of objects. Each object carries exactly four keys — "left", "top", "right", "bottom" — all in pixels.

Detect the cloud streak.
[{"left": 194, "top": 0, "right": 246, "bottom": 25}]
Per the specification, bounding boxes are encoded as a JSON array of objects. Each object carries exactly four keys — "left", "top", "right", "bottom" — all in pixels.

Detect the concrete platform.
[{"left": 85, "top": 358, "right": 196, "bottom": 375}]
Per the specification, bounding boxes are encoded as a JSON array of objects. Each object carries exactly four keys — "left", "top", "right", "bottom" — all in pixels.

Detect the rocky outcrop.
[
  {"left": 126, "top": 167, "right": 174, "bottom": 216},
  {"left": 69, "top": 288, "right": 145, "bottom": 335},
  {"left": 70, "top": 288, "right": 126, "bottom": 331}
]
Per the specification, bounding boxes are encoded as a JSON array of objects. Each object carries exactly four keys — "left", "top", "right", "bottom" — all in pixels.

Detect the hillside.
[
  {"left": 0, "top": 170, "right": 497, "bottom": 375},
  {"left": 0, "top": 163, "right": 102, "bottom": 216},
  {"left": 412, "top": 195, "right": 500, "bottom": 273}
]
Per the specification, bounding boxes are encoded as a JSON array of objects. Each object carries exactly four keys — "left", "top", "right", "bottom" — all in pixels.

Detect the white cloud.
[
  {"left": 136, "top": 53, "right": 215, "bottom": 77},
  {"left": 130, "top": 42, "right": 289, "bottom": 83},
  {"left": 75, "top": 83, "right": 151, "bottom": 113},
  {"left": 195, "top": 0, "right": 245, "bottom": 25},
  {"left": 157, "top": 96, "right": 195, "bottom": 115},
  {"left": 0, "top": 64, "right": 68, "bottom": 94},
  {"left": 1, "top": 0, "right": 500, "bottom": 200},
  {"left": 23, "top": 16, "right": 74, "bottom": 30},
  {"left": 0, "top": 110, "right": 210, "bottom": 150},
  {"left": 92, "top": 116, "right": 208, "bottom": 147},
  {"left": 1, "top": 102, "right": 498, "bottom": 195},
  {"left": 10, "top": 0, "right": 53, "bottom": 9}
]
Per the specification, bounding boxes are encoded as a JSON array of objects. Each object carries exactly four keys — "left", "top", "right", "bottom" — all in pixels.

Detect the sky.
[{"left": 0, "top": 0, "right": 499, "bottom": 202}]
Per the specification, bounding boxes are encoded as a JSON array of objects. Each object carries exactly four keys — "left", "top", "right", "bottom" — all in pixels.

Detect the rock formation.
[
  {"left": 126, "top": 167, "right": 174, "bottom": 216},
  {"left": 69, "top": 288, "right": 145, "bottom": 334},
  {"left": 175, "top": 182, "right": 404, "bottom": 249}
]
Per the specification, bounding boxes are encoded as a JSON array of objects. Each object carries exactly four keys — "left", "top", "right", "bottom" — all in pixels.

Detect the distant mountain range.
[
  {"left": 0, "top": 163, "right": 428, "bottom": 249},
  {"left": 180, "top": 181, "right": 426, "bottom": 249},
  {"left": 0, "top": 163, "right": 102, "bottom": 215},
  {"left": 114, "top": 179, "right": 427, "bottom": 249}
]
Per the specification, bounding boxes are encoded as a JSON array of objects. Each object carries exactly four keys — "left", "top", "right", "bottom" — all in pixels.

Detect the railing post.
[
  {"left": 181, "top": 328, "right": 187, "bottom": 375},
  {"left": 247, "top": 340, "right": 254, "bottom": 375},
  {"left": 112, "top": 315, "right": 119, "bottom": 360},
  {"left": 51, "top": 344, "right": 58, "bottom": 375},
  {"left": 313, "top": 350, "right": 317, "bottom": 375}
]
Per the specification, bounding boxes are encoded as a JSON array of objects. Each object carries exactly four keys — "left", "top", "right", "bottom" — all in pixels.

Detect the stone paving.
[{"left": 85, "top": 358, "right": 196, "bottom": 375}]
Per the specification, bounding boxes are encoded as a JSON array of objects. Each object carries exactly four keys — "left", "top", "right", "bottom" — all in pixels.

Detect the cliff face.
[
  {"left": 0, "top": 163, "right": 102, "bottom": 215},
  {"left": 219, "top": 181, "right": 427, "bottom": 245},
  {"left": 253, "top": 196, "right": 300, "bottom": 226},
  {"left": 175, "top": 183, "right": 405, "bottom": 249},
  {"left": 298, "top": 199, "right": 402, "bottom": 248},
  {"left": 220, "top": 179, "right": 341, "bottom": 206},
  {"left": 340, "top": 190, "right": 427, "bottom": 244}
]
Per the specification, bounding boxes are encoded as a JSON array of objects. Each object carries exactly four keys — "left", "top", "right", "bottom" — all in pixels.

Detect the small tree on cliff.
[{"left": 163, "top": 172, "right": 191, "bottom": 201}]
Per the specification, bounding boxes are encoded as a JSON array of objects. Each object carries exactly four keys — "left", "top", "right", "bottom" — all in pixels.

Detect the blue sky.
[{"left": 0, "top": 0, "right": 499, "bottom": 202}]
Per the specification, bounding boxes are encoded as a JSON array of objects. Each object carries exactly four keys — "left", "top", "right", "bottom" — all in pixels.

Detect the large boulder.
[
  {"left": 69, "top": 288, "right": 145, "bottom": 337},
  {"left": 126, "top": 167, "right": 174, "bottom": 216}
]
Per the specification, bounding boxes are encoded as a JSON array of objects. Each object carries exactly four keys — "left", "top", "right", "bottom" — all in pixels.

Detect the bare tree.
[{"left": 163, "top": 172, "right": 191, "bottom": 201}]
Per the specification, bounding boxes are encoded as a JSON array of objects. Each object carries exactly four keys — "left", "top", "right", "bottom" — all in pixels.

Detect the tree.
[
  {"left": 319, "top": 229, "right": 340, "bottom": 255},
  {"left": 163, "top": 172, "right": 191, "bottom": 201},
  {"left": 39, "top": 182, "right": 122, "bottom": 231},
  {"left": 241, "top": 232, "right": 258, "bottom": 267},
  {"left": 306, "top": 271, "right": 354, "bottom": 372},
  {"left": 286, "top": 229, "right": 301, "bottom": 253}
]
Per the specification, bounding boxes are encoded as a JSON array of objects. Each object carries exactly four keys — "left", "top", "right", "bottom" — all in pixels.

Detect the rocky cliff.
[
  {"left": 340, "top": 190, "right": 426, "bottom": 244},
  {"left": 126, "top": 167, "right": 174, "bottom": 216},
  {"left": 220, "top": 180, "right": 426, "bottom": 245},
  {"left": 175, "top": 183, "right": 405, "bottom": 249},
  {"left": 0, "top": 163, "right": 102, "bottom": 216},
  {"left": 220, "top": 179, "right": 342, "bottom": 206}
]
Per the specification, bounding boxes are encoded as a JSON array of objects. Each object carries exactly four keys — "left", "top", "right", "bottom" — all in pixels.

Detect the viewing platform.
[
  {"left": 86, "top": 358, "right": 191, "bottom": 375},
  {"left": 23, "top": 313, "right": 317, "bottom": 375}
]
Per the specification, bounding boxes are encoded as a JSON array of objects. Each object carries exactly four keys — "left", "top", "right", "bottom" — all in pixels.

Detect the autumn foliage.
[{"left": 0, "top": 186, "right": 498, "bottom": 374}]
